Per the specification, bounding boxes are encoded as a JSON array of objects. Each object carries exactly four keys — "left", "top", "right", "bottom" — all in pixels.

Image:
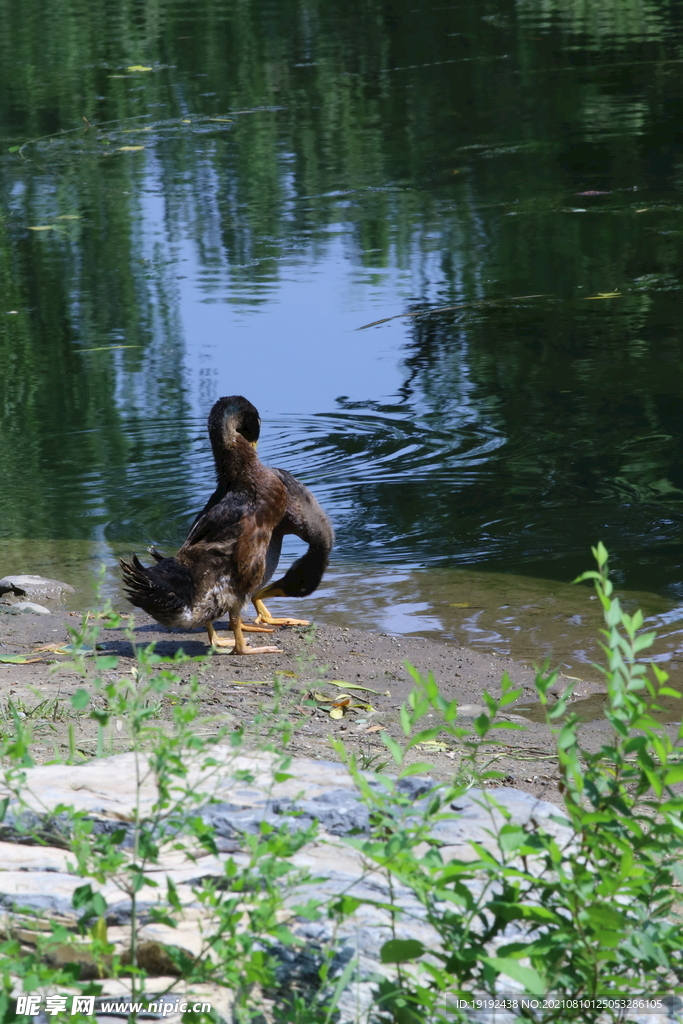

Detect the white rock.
[
  {"left": 11, "top": 601, "right": 51, "bottom": 615},
  {"left": 0, "top": 574, "right": 75, "bottom": 599}
]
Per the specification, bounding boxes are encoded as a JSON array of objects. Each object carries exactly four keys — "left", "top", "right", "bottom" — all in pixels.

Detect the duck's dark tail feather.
[{"left": 120, "top": 553, "right": 193, "bottom": 619}]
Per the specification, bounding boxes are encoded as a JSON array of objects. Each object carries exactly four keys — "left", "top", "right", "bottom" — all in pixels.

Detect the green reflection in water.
[{"left": 2, "top": 0, "right": 683, "bottom": 642}]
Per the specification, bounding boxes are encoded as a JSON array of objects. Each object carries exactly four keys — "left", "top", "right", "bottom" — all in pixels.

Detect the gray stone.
[
  {"left": 0, "top": 750, "right": 659, "bottom": 1024},
  {"left": 11, "top": 601, "right": 51, "bottom": 615},
  {"left": 0, "top": 574, "right": 75, "bottom": 600}
]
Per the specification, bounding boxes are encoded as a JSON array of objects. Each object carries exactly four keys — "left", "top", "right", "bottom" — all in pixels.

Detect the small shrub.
[{"left": 333, "top": 544, "right": 683, "bottom": 1023}]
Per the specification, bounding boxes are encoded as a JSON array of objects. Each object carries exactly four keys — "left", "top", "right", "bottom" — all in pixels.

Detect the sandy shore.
[{"left": 0, "top": 602, "right": 619, "bottom": 805}]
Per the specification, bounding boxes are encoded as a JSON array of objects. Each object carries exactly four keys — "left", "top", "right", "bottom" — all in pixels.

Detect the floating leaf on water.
[
  {"left": 584, "top": 292, "right": 621, "bottom": 300},
  {"left": 181, "top": 119, "right": 192, "bottom": 123},
  {"left": 8, "top": 146, "right": 20, "bottom": 153},
  {"left": 79, "top": 344, "right": 140, "bottom": 353},
  {"left": 326, "top": 680, "right": 381, "bottom": 694},
  {"left": 118, "top": 146, "right": 145, "bottom": 152},
  {"left": 576, "top": 190, "right": 610, "bottom": 196},
  {"left": 28, "top": 225, "right": 54, "bottom": 231},
  {"left": 208, "top": 118, "right": 233, "bottom": 122},
  {"left": 635, "top": 208, "right": 649, "bottom": 213},
  {"left": 329, "top": 706, "right": 344, "bottom": 719},
  {"left": 55, "top": 214, "right": 81, "bottom": 220},
  {"left": 127, "top": 65, "right": 154, "bottom": 72}
]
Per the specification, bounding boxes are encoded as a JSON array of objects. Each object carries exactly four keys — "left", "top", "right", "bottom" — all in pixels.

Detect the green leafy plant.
[{"left": 332, "top": 543, "right": 683, "bottom": 1023}]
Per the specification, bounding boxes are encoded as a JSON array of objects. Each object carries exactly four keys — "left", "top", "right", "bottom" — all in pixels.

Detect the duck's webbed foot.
[
  {"left": 206, "top": 623, "right": 235, "bottom": 649},
  {"left": 240, "top": 620, "right": 276, "bottom": 633},
  {"left": 253, "top": 598, "right": 310, "bottom": 627},
  {"left": 229, "top": 616, "right": 281, "bottom": 656}
]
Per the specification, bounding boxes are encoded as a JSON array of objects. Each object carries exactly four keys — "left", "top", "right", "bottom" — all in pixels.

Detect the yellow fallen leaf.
[
  {"left": 416, "top": 740, "right": 450, "bottom": 752},
  {"left": 0, "top": 655, "right": 46, "bottom": 664},
  {"left": 449, "top": 602, "right": 470, "bottom": 608},
  {"left": 208, "top": 118, "right": 233, "bottom": 122},
  {"left": 365, "top": 725, "right": 383, "bottom": 733},
  {"left": 127, "top": 65, "right": 154, "bottom": 72},
  {"left": 326, "top": 680, "right": 381, "bottom": 694},
  {"left": 329, "top": 706, "right": 344, "bottom": 719},
  {"left": 28, "top": 225, "right": 54, "bottom": 231},
  {"left": 118, "top": 146, "right": 145, "bottom": 152},
  {"left": 277, "top": 670, "right": 298, "bottom": 678},
  {"left": 182, "top": 119, "right": 192, "bottom": 123},
  {"left": 311, "top": 691, "right": 333, "bottom": 702}
]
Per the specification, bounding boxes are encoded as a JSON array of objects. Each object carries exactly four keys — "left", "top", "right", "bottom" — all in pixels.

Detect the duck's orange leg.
[
  {"left": 229, "top": 614, "right": 281, "bottom": 655},
  {"left": 253, "top": 597, "right": 310, "bottom": 627},
  {"left": 206, "top": 622, "right": 235, "bottom": 649}
]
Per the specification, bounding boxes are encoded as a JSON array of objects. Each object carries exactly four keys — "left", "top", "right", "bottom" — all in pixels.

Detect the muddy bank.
[{"left": 0, "top": 595, "right": 636, "bottom": 805}]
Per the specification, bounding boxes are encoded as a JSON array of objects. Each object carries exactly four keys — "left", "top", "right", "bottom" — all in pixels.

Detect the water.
[{"left": 3, "top": 0, "right": 683, "bottom": 687}]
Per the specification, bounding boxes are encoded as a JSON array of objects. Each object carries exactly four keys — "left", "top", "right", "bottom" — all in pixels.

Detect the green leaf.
[
  {"left": 380, "top": 938, "right": 425, "bottom": 963},
  {"left": 94, "top": 656, "right": 119, "bottom": 670},
  {"left": 498, "top": 824, "right": 525, "bottom": 852},
  {"left": 398, "top": 761, "right": 434, "bottom": 777},
  {"left": 664, "top": 765, "right": 683, "bottom": 785},
  {"left": 166, "top": 876, "right": 181, "bottom": 913},
  {"left": 484, "top": 957, "right": 545, "bottom": 995},
  {"left": 0, "top": 655, "right": 29, "bottom": 663},
  {"left": 71, "top": 689, "right": 90, "bottom": 710},
  {"left": 473, "top": 713, "right": 490, "bottom": 737},
  {"left": 333, "top": 895, "right": 362, "bottom": 915},
  {"left": 381, "top": 733, "right": 404, "bottom": 766}
]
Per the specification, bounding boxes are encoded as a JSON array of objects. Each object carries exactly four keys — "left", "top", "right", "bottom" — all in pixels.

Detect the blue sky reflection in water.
[{"left": 3, "top": 0, "right": 683, "bottom": 667}]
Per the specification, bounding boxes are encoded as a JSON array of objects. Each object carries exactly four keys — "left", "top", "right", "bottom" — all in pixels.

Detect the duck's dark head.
[{"left": 208, "top": 396, "right": 261, "bottom": 454}]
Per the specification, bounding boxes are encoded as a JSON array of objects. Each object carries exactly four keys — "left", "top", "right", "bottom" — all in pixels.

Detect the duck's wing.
[
  {"left": 181, "top": 482, "right": 286, "bottom": 598},
  {"left": 181, "top": 491, "right": 252, "bottom": 550},
  {"left": 187, "top": 483, "right": 227, "bottom": 535}
]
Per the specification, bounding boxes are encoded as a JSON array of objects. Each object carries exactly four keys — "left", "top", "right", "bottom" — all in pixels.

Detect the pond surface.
[{"left": 3, "top": 0, "right": 683, "bottom": 684}]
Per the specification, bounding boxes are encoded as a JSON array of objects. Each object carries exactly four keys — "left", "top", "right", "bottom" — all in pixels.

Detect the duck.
[
  {"left": 187, "top": 395, "right": 334, "bottom": 630},
  {"left": 120, "top": 398, "right": 287, "bottom": 655}
]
